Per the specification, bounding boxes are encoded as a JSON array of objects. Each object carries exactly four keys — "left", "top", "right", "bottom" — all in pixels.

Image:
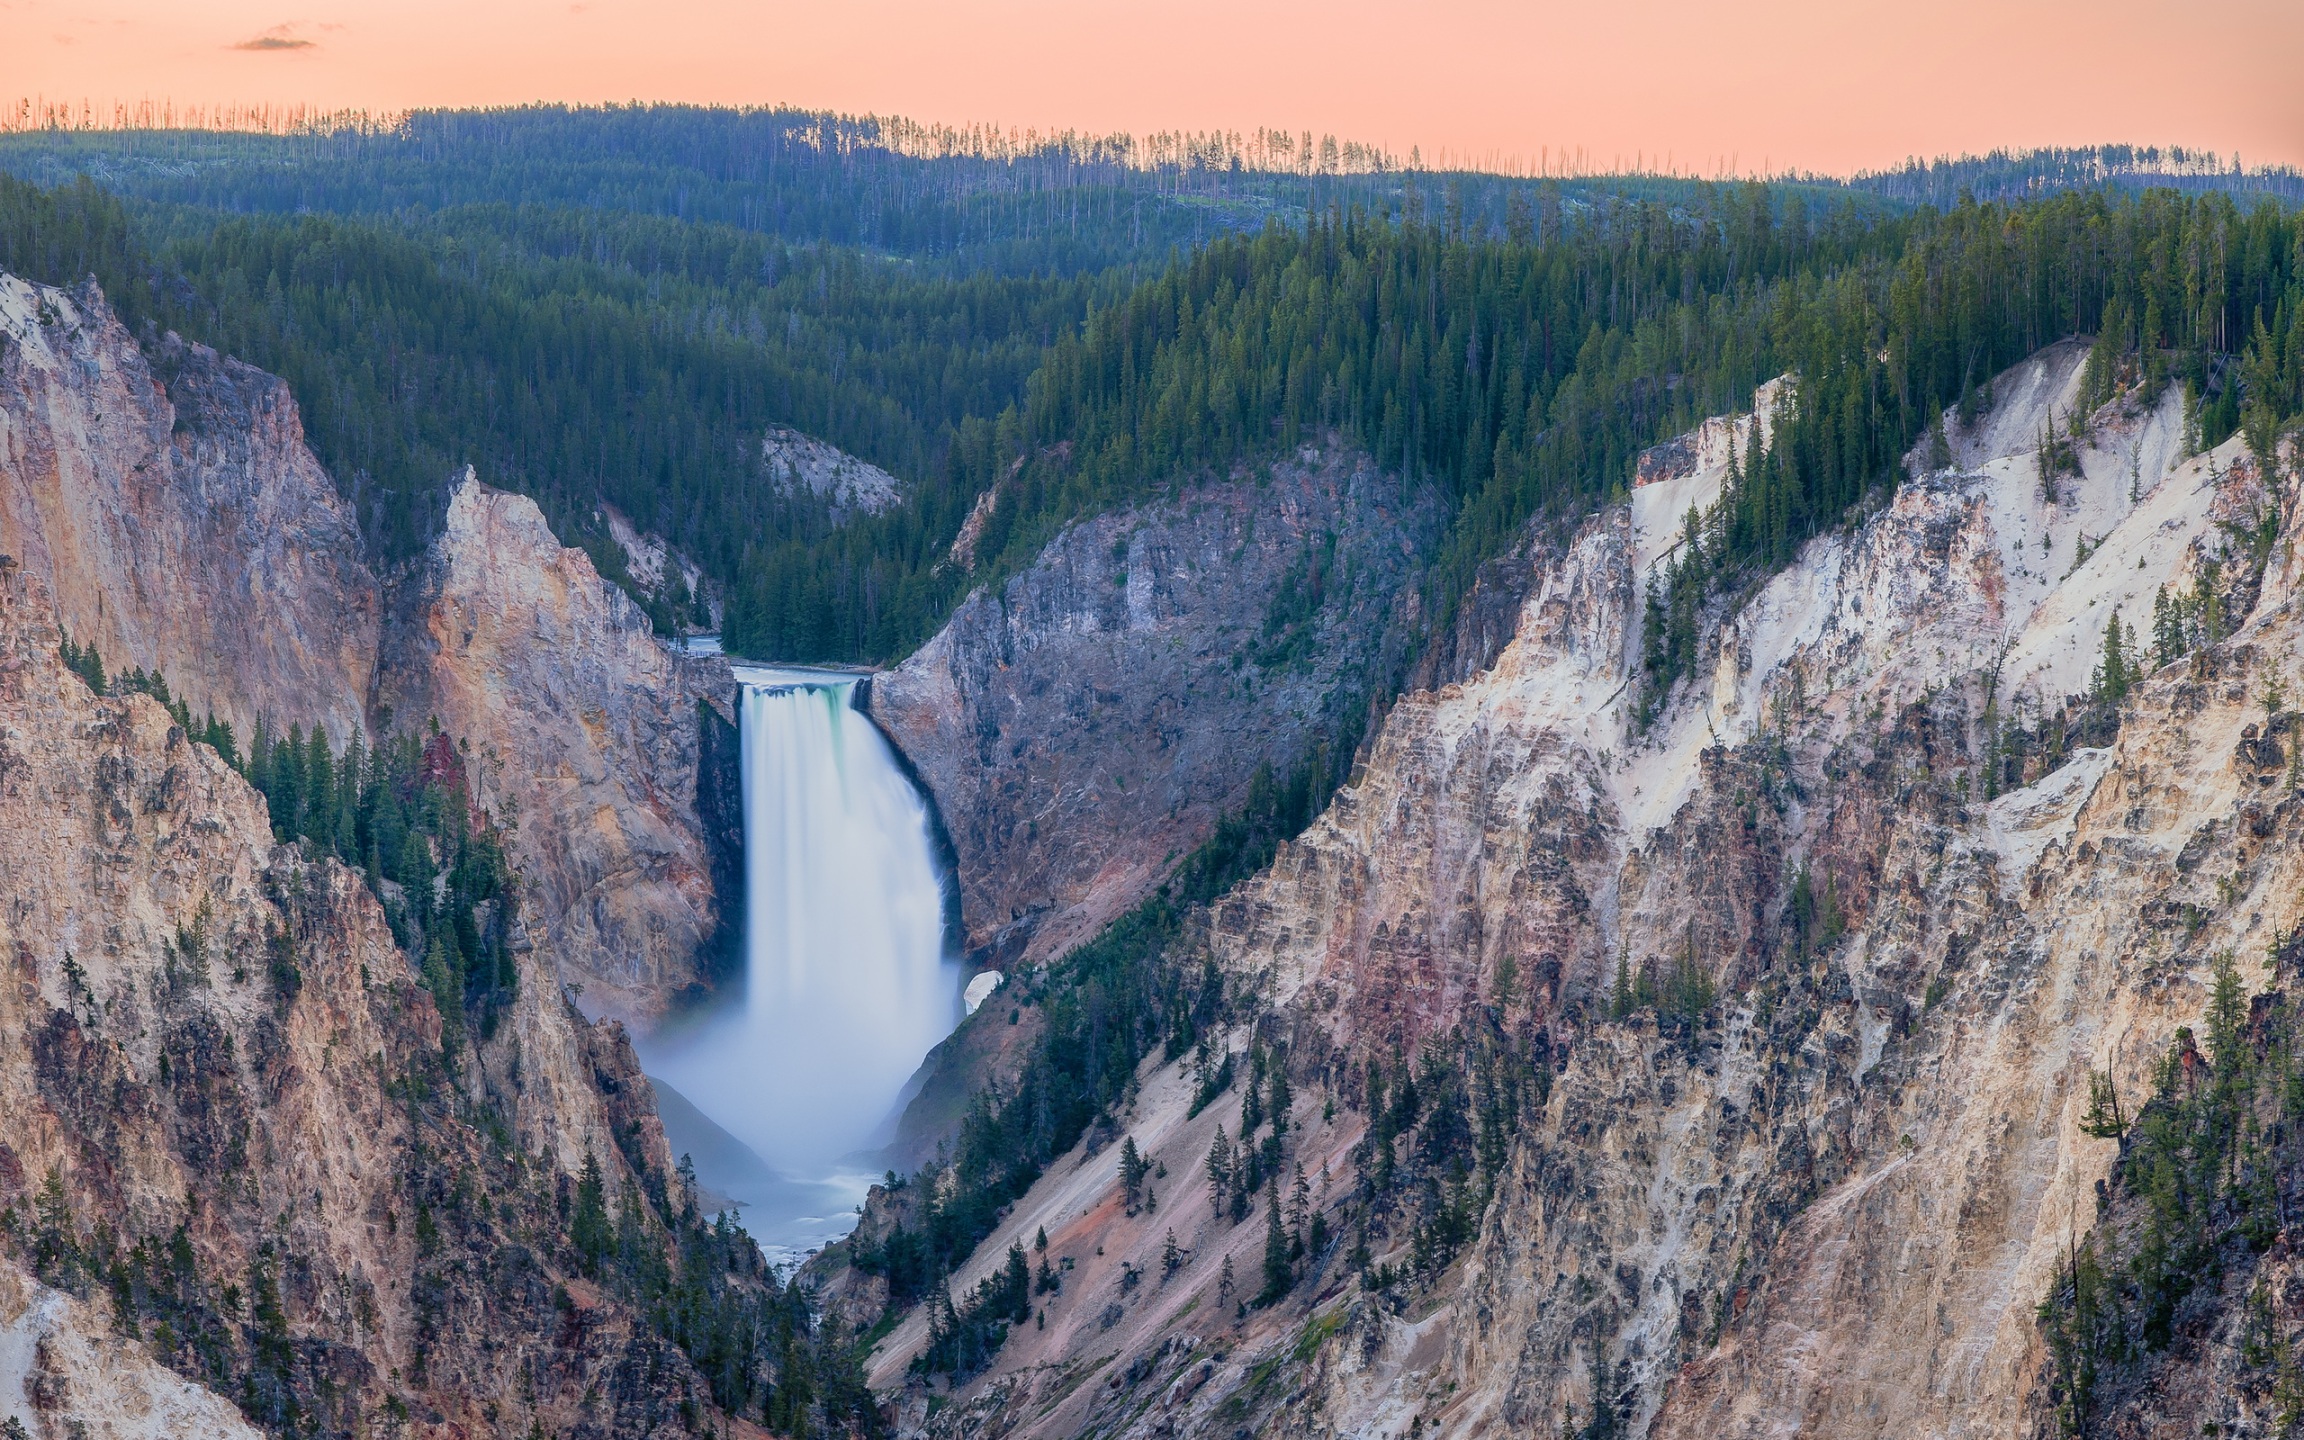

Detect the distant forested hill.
[
  {"left": 0, "top": 105, "right": 1863, "bottom": 276},
  {"left": 1854, "top": 144, "right": 2304, "bottom": 208},
  {"left": 0, "top": 111, "right": 2296, "bottom": 673}
]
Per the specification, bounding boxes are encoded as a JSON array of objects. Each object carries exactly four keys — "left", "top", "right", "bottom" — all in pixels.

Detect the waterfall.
[{"left": 643, "top": 665, "right": 962, "bottom": 1254}]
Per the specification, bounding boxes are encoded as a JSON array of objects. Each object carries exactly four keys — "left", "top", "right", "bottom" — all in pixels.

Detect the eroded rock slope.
[
  {"left": 0, "top": 274, "right": 378, "bottom": 747},
  {"left": 0, "top": 557, "right": 734, "bottom": 1438},
  {"left": 380, "top": 475, "right": 736, "bottom": 1025},
  {"left": 0, "top": 272, "right": 740, "bottom": 1026},
  {"left": 869, "top": 444, "right": 1440, "bottom": 970},
  {"left": 869, "top": 345, "right": 2304, "bottom": 1440}
]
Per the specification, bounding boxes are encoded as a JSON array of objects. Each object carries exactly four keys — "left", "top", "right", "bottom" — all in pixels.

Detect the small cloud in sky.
[{"left": 231, "top": 24, "right": 316, "bottom": 52}]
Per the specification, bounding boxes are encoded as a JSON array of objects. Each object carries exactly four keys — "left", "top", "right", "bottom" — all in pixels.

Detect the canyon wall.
[
  {"left": 0, "top": 557, "right": 730, "bottom": 1438},
  {"left": 868, "top": 444, "right": 1440, "bottom": 970},
  {"left": 0, "top": 273, "right": 377, "bottom": 748},
  {"left": 872, "top": 350, "right": 2304, "bottom": 1439},
  {"left": 0, "top": 271, "right": 764, "bottom": 1434},
  {"left": 0, "top": 273, "right": 739, "bottom": 1028},
  {"left": 380, "top": 475, "right": 737, "bottom": 1025}
]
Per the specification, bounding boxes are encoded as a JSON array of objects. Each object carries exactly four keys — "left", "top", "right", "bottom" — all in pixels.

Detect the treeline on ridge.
[{"left": 4, "top": 160, "right": 2297, "bottom": 685}]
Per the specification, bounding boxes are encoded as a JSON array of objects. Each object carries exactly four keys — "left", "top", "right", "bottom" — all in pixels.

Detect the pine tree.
[
  {"left": 2079, "top": 1070, "right": 2127, "bottom": 1139},
  {"left": 1258, "top": 1178, "right": 1292, "bottom": 1305},
  {"left": 571, "top": 1149, "right": 610, "bottom": 1274},
  {"left": 1583, "top": 1346, "right": 1619, "bottom": 1439},
  {"left": 2206, "top": 949, "right": 2248, "bottom": 1075},
  {"left": 1161, "top": 1229, "right": 1182, "bottom": 1279},
  {"left": 2153, "top": 585, "right": 2184, "bottom": 667},
  {"left": 1118, "top": 1136, "right": 1149, "bottom": 1209},
  {"left": 1205, "top": 1127, "right": 1234, "bottom": 1216},
  {"left": 1001, "top": 1241, "right": 1031, "bottom": 1323}
]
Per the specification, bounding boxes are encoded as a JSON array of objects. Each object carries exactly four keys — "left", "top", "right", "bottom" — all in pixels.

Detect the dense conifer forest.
[{"left": 5, "top": 112, "right": 2299, "bottom": 672}]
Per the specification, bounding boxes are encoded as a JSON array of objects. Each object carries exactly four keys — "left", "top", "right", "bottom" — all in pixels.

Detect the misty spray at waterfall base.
[{"left": 642, "top": 667, "right": 963, "bottom": 1257}]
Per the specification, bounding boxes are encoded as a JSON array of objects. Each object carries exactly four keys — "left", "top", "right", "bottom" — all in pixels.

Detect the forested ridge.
[
  {"left": 3, "top": 120, "right": 2297, "bottom": 676},
  {"left": 0, "top": 105, "right": 1862, "bottom": 277}
]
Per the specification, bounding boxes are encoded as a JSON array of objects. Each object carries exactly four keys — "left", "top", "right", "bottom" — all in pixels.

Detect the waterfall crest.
[{"left": 644, "top": 666, "right": 961, "bottom": 1248}]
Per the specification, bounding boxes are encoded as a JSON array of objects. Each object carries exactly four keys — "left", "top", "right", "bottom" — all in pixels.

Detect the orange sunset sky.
[{"left": 4, "top": 0, "right": 2301, "bottom": 175}]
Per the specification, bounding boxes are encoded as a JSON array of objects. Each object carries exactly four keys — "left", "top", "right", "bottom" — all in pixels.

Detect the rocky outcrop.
[
  {"left": 0, "top": 1263, "right": 263, "bottom": 1440},
  {"left": 763, "top": 424, "right": 902, "bottom": 518},
  {"left": 0, "top": 274, "right": 378, "bottom": 747},
  {"left": 0, "top": 273, "right": 740, "bottom": 1027},
  {"left": 0, "top": 557, "right": 729, "bottom": 1438},
  {"left": 868, "top": 443, "right": 1440, "bottom": 969},
  {"left": 873, "top": 355, "right": 2302, "bottom": 1439},
  {"left": 380, "top": 475, "right": 737, "bottom": 1026}
]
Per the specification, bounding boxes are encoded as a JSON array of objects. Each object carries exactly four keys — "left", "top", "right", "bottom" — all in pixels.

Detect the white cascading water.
[{"left": 643, "top": 666, "right": 962, "bottom": 1255}]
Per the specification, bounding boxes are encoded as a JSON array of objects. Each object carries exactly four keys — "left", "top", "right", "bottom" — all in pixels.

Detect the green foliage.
[
  {"left": 2038, "top": 948, "right": 2304, "bottom": 1432},
  {"left": 2090, "top": 614, "right": 2138, "bottom": 706},
  {"left": 0, "top": 107, "right": 1882, "bottom": 280},
  {"left": 2080, "top": 1070, "right": 2128, "bottom": 1140},
  {"left": 1354, "top": 1024, "right": 1549, "bottom": 1284},
  {"left": 238, "top": 720, "right": 515, "bottom": 1046},
  {"left": 0, "top": 170, "right": 1104, "bottom": 656},
  {"left": 1258, "top": 1180, "right": 1295, "bottom": 1306},
  {"left": 56, "top": 627, "right": 107, "bottom": 694},
  {"left": 914, "top": 1241, "right": 1032, "bottom": 1380},
  {"left": 8, "top": 164, "right": 2299, "bottom": 690},
  {"left": 1612, "top": 925, "right": 1723, "bottom": 1029}
]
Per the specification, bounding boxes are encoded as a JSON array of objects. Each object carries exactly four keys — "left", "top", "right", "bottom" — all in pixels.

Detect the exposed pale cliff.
[
  {"left": 0, "top": 556, "right": 739, "bottom": 1438},
  {"left": 381, "top": 474, "right": 737, "bottom": 1026},
  {"left": 0, "top": 272, "right": 740, "bottom": 1028},
  {"left": 868, "top": 347, "right": 2304, "bottom": 1439},
  {"left": 0, "top": 273, "right": 378, "bottom": 748},
  {"left": 0, "top": 269, "right": 814, "bottom": 1437}
]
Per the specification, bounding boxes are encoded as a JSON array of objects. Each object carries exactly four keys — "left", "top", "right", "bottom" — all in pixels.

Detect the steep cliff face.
[
  {"left": 871, "top": 348, "right": 2301, "bottom": 1439},
  {"left": 0, "top": 274, "right": 377, "bottom": 747},
  {"left": 381, "top": 475, "right": 737, "bottom": 1027},
  {"left": 0, "top": 557, "right": 735, "bottom": 1439},
  {"left": 0, "top": 273, "right": 739, "bottom": 1027},
  {"left": 868, "top": 444, "right": 1439, "bottom": 969}
]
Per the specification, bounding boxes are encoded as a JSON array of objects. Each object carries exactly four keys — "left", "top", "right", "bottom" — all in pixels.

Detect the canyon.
[
  {"left": 5, "top": 251, "right": 2301, "bottom": 1440},
  {"left": 0, "top": 273, "right": 742, "bottom": 1030},
  {"left": 868, "top": 446, "right": 1440, "bottom": 973},
  {"left": 852, "top": 344, "right": 2304, "bottom": 1439}
]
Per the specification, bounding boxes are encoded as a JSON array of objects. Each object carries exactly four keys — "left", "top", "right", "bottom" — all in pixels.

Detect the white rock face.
[
  {"left": 380, "top": 472, "right": 730, "bottom": 1025},
  {"left": 871, "top": 351, "right": 2303, "bottom": 1440},
  {"left": 0, "top": 274, "right": 740, "bottom": 1026},
  {"left": 0, "top": 556, "right": 700, "bottom": 1435},
  {"left": 0, "top": 1268, "right": 260, "bottom": 1440},
  {"left": 762, "top": 425, "right": 902, "bottom": 517}
]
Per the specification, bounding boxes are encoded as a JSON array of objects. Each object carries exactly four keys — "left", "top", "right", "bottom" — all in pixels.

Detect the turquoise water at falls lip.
[{"left": 639, "top": 664, "right": 963, "bottom": 1259}]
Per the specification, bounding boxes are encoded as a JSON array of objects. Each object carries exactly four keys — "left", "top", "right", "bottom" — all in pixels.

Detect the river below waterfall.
[{"left": 638, "top": 664, "right": 964, "bottom": 1261}]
